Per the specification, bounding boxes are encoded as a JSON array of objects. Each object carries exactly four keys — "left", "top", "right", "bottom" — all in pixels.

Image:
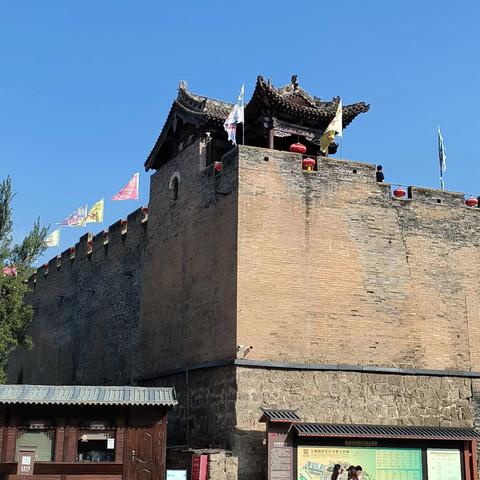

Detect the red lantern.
[
  {"left": 465, "top": 196, "right": 478, "bottom": 207},
  {"left": 289, "top": 143, "right": 307, "bottom": 154},
  {"left": 302, "top": 157, "right": 316, "bottom": 172},
  {"left": 214, "top": 161, "right": 223, "bottom": 173},
  {"left": 393, "top": 187, "right": 406, "bottom": 198}
]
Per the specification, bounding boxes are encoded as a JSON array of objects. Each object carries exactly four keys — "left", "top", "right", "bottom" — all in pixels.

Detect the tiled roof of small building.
[
  {"left": 293, "top": 423, "right": 480, "bottom": 440},
  {"left": 259, "top": 408, "right": 302, "bottom": 423},
  {"left": 0, "top": 385, "right": 177, "bottom": 407}
]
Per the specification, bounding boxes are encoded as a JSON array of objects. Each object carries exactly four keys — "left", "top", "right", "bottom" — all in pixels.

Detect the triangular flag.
[
  {"left": 112, "top": 173, "right": 139, "bottom": 201},
  {"left": 2, "top": 265, "right": 17, "bottom": 276},
  {"left": 45, "top": 229, "right": 61, "bottom": 247},
  {"left": 57, "top": 205, "right": 88, "bottom": 227},
  {"left": 86, "top": 199, "right": 105, "bottom": 224},
  {"left": 320, "top": 99, "right": 343, "bottom": 153}
]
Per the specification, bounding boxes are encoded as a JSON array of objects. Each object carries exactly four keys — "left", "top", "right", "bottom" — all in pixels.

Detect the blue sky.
[{"left": 1, "top": 1, "right": 480, "bottom": 264}]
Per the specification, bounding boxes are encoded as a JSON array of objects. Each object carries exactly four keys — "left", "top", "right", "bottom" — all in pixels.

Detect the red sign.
[
  {"left": 191, "top": 454, "right": 208, "bottom": 480},
  {"left": 17, "top": 450, "right": 35, "bottom": 475}
]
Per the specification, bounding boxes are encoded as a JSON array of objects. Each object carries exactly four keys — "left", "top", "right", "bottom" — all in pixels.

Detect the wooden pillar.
[
  {"left": 63, "top": 426, "right": 78, "bottom": 462},
  {"left": 5, "top": 412, "right": 19, "bottom": 462},
  {"left": 0, "top": 407, "right": 6, "bottom": 462},
  {"left": 115, "top": 412, "right": 126, "bottom": 463},
  {"left": 54, "top": 425, "right": 65, "bottom": 462},
  {"left": 268, "top": 128, "right": 274, "bottom": 149},
  {"left": 470, "top": 440, "right": 478, "bottom": 480}
]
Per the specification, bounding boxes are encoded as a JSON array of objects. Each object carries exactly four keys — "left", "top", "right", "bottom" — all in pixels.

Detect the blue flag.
[{"left": 438, "top": 127, "right": 446, "bottom": 190}]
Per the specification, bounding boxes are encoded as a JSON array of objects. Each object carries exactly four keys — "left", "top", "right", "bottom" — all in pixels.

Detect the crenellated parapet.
[{"left": 29, "top": 206, "right": 149, "bottom": 289}]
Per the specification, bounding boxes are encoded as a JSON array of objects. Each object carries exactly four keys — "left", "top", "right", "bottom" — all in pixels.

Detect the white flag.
[
  {"left": 224, "top": 84, "right": 245, "bottom": 145},
  {"left": 45, "top": 229, "right": 61, "bottom": 247}
]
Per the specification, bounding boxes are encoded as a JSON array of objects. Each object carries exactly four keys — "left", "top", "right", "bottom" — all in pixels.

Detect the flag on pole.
[
  {"left": 438, "top": 126, "right": 447, "bottom": 190},
  {"left": 86, "top": 198, "right": 104, "bottom": 223},
  {"left": 2, "top": 265, "right": 17, "bottom": 276},
  {"left": 320, "top": 99, "right": 343, "bottom": 153},
  {"left": 112, "top": 173, "right": 139, "bottom": 201},
  {"left": 45, "top": 229, "right": 61, "bottom": 247},
  {"left": 57, "top": 205, "right": 88, "bottom": 227},
  {"left": 224, "top": 84, "right": 245, "bottom": 145}
]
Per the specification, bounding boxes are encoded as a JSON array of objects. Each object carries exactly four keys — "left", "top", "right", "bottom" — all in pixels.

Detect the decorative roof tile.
[
  {"left": 293, "top": 423, "right": 480, "bottom": 440},
  {"left": 259, "top": 408, "right": 301, "bottom": 423},
  {"left": 0, "top": 385, "right": 177, "bottom": 407}
]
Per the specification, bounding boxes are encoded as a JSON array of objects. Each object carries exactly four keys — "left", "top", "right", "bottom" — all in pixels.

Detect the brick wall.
[
  {"left": 236, "top": 146, "right": 480, "bottom": 371},
  {"left": 136, "top": 140, "right": 238, "bottom": 377},
  {"left": 7, "top": 208, "right": 148, "bottom": 385}
]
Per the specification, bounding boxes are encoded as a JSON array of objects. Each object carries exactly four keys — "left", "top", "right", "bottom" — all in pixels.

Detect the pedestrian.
[
  {"left": 376, "top": 165, "right": 384, "bottom": 182},
  {"left": 332, "top": 464, "right": 343, "bottom": 480}
]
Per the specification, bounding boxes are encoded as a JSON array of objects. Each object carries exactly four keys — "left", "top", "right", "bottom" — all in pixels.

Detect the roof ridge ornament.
[{"left": 291, "top": 74, "right": 299, "bottom": 91}]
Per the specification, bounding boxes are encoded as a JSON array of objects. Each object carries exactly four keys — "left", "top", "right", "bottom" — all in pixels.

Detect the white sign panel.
[
  {"left": 427, "top": 449, "right": 462, "bottom": 480},
  {"left": 166, "top": 470, "right": 187, "bottom": 480}
]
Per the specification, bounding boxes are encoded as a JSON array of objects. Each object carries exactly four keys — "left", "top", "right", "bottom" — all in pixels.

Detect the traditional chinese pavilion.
[{"left": 145, "top": 75, "right": 369, "bottom": 170}]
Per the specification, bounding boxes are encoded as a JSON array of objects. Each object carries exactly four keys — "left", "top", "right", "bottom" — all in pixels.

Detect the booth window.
[
  {"left": 77, "top": 429, "right": 115, "bottom": 462},
  {"left": 15, "top": 429, "right": 54, "bottom": 461}
]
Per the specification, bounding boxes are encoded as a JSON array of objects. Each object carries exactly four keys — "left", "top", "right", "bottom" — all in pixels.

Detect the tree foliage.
[{"left": 0, "top": 176, "right": 47, "bottom": 382}]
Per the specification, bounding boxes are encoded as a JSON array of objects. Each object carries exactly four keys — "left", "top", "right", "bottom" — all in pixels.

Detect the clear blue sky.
[{"left": 1, "top": 1, "right": 480, "bottom": 264}]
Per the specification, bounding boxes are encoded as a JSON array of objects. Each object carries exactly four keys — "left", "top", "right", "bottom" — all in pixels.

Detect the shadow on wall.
[{"left": 234, "top": 429, "right": 266, "bottom": 480}]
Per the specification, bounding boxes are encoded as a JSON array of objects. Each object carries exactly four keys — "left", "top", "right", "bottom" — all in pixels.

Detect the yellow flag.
[
  {"left": 320, "top": 99, "right": 343, "bottom": 153},
  {"left": 86, "top": 199, "right": 104, "bottom": 224}
]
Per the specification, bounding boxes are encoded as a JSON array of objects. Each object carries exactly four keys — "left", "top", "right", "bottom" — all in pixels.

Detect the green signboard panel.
[{"left": 297, "top": 447, "right": 423, "bottom": 480}]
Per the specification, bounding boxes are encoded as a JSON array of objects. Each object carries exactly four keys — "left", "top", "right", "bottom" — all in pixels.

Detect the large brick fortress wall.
[
  {"left": 7, "top": 140, "right": 480, "bottom": 480},
  {"left": 235, "top": 146, "right": 480, "bottom": 370}
]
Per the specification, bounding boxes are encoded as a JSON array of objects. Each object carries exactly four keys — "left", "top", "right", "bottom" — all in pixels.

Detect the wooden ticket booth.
[{"left": 0, "top": 384, "right": 177, "bottom": 480}]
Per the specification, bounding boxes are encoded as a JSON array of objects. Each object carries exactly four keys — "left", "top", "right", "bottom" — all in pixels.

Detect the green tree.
[{"left": 0, "top": 176, "right": 47, "bottom": 382}]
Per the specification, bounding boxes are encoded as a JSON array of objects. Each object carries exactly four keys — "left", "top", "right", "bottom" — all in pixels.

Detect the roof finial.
[
  {"left": 291, "top": 74, "right": 299, "bottom": 90},
  {"left": 178, "top": 80, "right": 188, "bottom": 91}
]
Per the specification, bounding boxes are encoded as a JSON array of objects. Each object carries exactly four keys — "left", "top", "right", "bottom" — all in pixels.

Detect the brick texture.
[{"left": 236, "top": 146, "right": 480, "bottom": 371}]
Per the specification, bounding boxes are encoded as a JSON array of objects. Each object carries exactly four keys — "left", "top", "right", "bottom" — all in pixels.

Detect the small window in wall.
[
  {"left": 169, "top": 172, "right": 181, "bottom": 202},
  {"left": 77, "top": 430, "right": 115, "bottom": 462},
  {"left": 16, "top": 430, "right": 54, "bottom": 461}
]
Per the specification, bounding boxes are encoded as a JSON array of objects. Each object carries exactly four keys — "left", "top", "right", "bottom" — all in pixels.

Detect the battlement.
[
  {"left": 29, "top": 206, "right": 148, "bottom": 288},
  {"left": 237, "top": 145, "right": 478, "bottom": 210}
]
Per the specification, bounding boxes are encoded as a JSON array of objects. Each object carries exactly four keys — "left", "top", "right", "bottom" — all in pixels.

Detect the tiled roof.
[
  {"left": 259, "top": 408, "right": 301, "bottom": 423},
  {"left": 247, "top": 76, "right": 370, "bottom": 128},
  {"left": 293, "top": 423, "right": 480, "bottom": 440},
  {"left": 0, "top": 385, "right": 177, "bottom": 407}
]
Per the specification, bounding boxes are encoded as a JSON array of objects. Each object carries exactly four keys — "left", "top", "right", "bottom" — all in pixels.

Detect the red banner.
[{"left": 192, "top": 454, "right": 208, "bottom": 480}]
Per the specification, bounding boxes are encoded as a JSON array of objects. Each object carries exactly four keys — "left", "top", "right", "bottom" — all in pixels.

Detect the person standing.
[{"left": 376, "top": 165, "right": 385, "bottom": 182}]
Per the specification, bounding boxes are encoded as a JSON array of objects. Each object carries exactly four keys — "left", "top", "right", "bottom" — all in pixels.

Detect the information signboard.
[
  {"left": 166, "top": 469, "right": 188, "bottom": 480},
  {"left": 297, "top": 446, "right": 422, "bottom": 480},
  {"left": 427, "top": 449, "right": 462, "bottom": 480}
]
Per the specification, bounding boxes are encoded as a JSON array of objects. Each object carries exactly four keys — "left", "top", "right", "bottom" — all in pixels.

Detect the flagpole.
[{"left": 242, "top": 85, "right": 245, "bottom": 146}]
